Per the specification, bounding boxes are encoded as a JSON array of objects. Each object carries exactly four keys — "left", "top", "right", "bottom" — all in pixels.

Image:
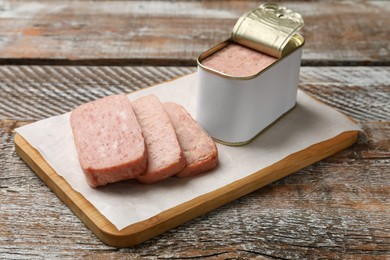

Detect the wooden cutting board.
[{"left": 14, "top": 128, "right": 358, "bottom": 247}]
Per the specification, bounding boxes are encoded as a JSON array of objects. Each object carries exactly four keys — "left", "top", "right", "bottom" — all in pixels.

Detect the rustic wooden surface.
[
  {"left": 1, "top": 0, "right": 390, "bottom": 259},
  {"left": 0, "top": 0, "right": 389, "bottom": 66}
]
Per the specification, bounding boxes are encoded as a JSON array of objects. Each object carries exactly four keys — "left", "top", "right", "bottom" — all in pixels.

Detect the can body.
[{"left": 196, "top": 38, "right": 304, "bottom": 145}]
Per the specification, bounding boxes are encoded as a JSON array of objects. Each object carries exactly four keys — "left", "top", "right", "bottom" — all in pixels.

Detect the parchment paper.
[{"left": 16, "top": 73, "right": 360, "bottom": 230}]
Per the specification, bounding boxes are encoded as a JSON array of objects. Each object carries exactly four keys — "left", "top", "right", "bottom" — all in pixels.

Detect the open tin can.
[{"left": 196, "top": 3, "right": 305, "bottom": 146}]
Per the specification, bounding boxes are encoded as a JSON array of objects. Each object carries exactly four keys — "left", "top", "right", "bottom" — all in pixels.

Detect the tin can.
[{"left": 196, "top": 3, "right": 305, "bottom": 146}]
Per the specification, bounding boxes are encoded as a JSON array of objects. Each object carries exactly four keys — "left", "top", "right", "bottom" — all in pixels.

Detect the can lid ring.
[{"left": 231, "top": 3, "right": 304, "bottom": 58}]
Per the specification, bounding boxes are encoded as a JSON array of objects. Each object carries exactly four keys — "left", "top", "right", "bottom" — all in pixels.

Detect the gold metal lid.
[{"left": 231, "top": 3, "right": 304, "bottom": 58}]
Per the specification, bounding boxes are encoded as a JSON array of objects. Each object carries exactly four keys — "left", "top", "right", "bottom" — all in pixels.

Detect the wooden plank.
[
  {"left": 0, "top": 66, "right": 195, "bottom": 120},
  {"left": 1, "top": 66, "right": 389, "bottom": 256},
  {"left": 0, "top": 1, "right": 389, "bottom": 65},
  {"left": 1, "top": 66, "right": 388, "bottom": 122},
  {"left": 299, "top": 67, "right": 390, "bottom": 122}
]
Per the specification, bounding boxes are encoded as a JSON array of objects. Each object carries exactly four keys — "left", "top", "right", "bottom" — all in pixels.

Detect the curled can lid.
[{"left": 231, "top": 3, "right": 304, "bottom": 58}]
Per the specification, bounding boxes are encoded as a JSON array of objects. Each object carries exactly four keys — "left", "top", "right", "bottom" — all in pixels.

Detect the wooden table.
[{"left": 1, "top": 1, "right": 389, "bottom": 258}]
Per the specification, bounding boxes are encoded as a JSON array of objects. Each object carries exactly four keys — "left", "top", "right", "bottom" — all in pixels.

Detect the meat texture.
[
  {"left": 163, "top": 102, "right": 218, "bottom": 177},
  {"left": 132, "top": 95, "right": 186, "bottom": 184},
  {"left": 201, "top": 43, "right": 277, "bottom": 77},
  {"left": 70, "top": 94, "right": 147, "bottom": 187}
]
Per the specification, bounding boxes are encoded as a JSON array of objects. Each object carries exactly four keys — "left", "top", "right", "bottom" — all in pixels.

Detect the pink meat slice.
[
  {"left": 132, "top": 94, "right": 186, "bottom": 184},
  {"left": 163, "top": 102, "right": 218, "bottom": 177},
  {"left": 70, "top": 94, "right": 147, "bottom": 188}
]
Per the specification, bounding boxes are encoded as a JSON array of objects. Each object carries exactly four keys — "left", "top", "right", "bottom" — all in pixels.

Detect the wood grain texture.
[
  {"left": 0, "top": 0, "right": 389, "bottom": 65},
  {"left": 1, "top": 66, "right": 388, "bottom": 122},
  {"left": 1, "top": 66, "right": 389, "bottom": 257}
]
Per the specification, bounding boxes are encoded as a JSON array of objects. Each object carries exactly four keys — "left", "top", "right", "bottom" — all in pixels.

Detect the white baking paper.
[{"left": 16, "top": 73, "right": 360, "bottom": 230}]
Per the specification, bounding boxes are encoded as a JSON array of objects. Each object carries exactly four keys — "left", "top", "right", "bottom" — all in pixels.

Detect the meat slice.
[
  {"left": 70, "top": 94, "right": 147, "bottom": 188},
  {"left": 132, "top": 95, "right": 186, "bottom": 184},
  {"left": 163, "top": 102, "right": 218, "bottom": 177}
]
